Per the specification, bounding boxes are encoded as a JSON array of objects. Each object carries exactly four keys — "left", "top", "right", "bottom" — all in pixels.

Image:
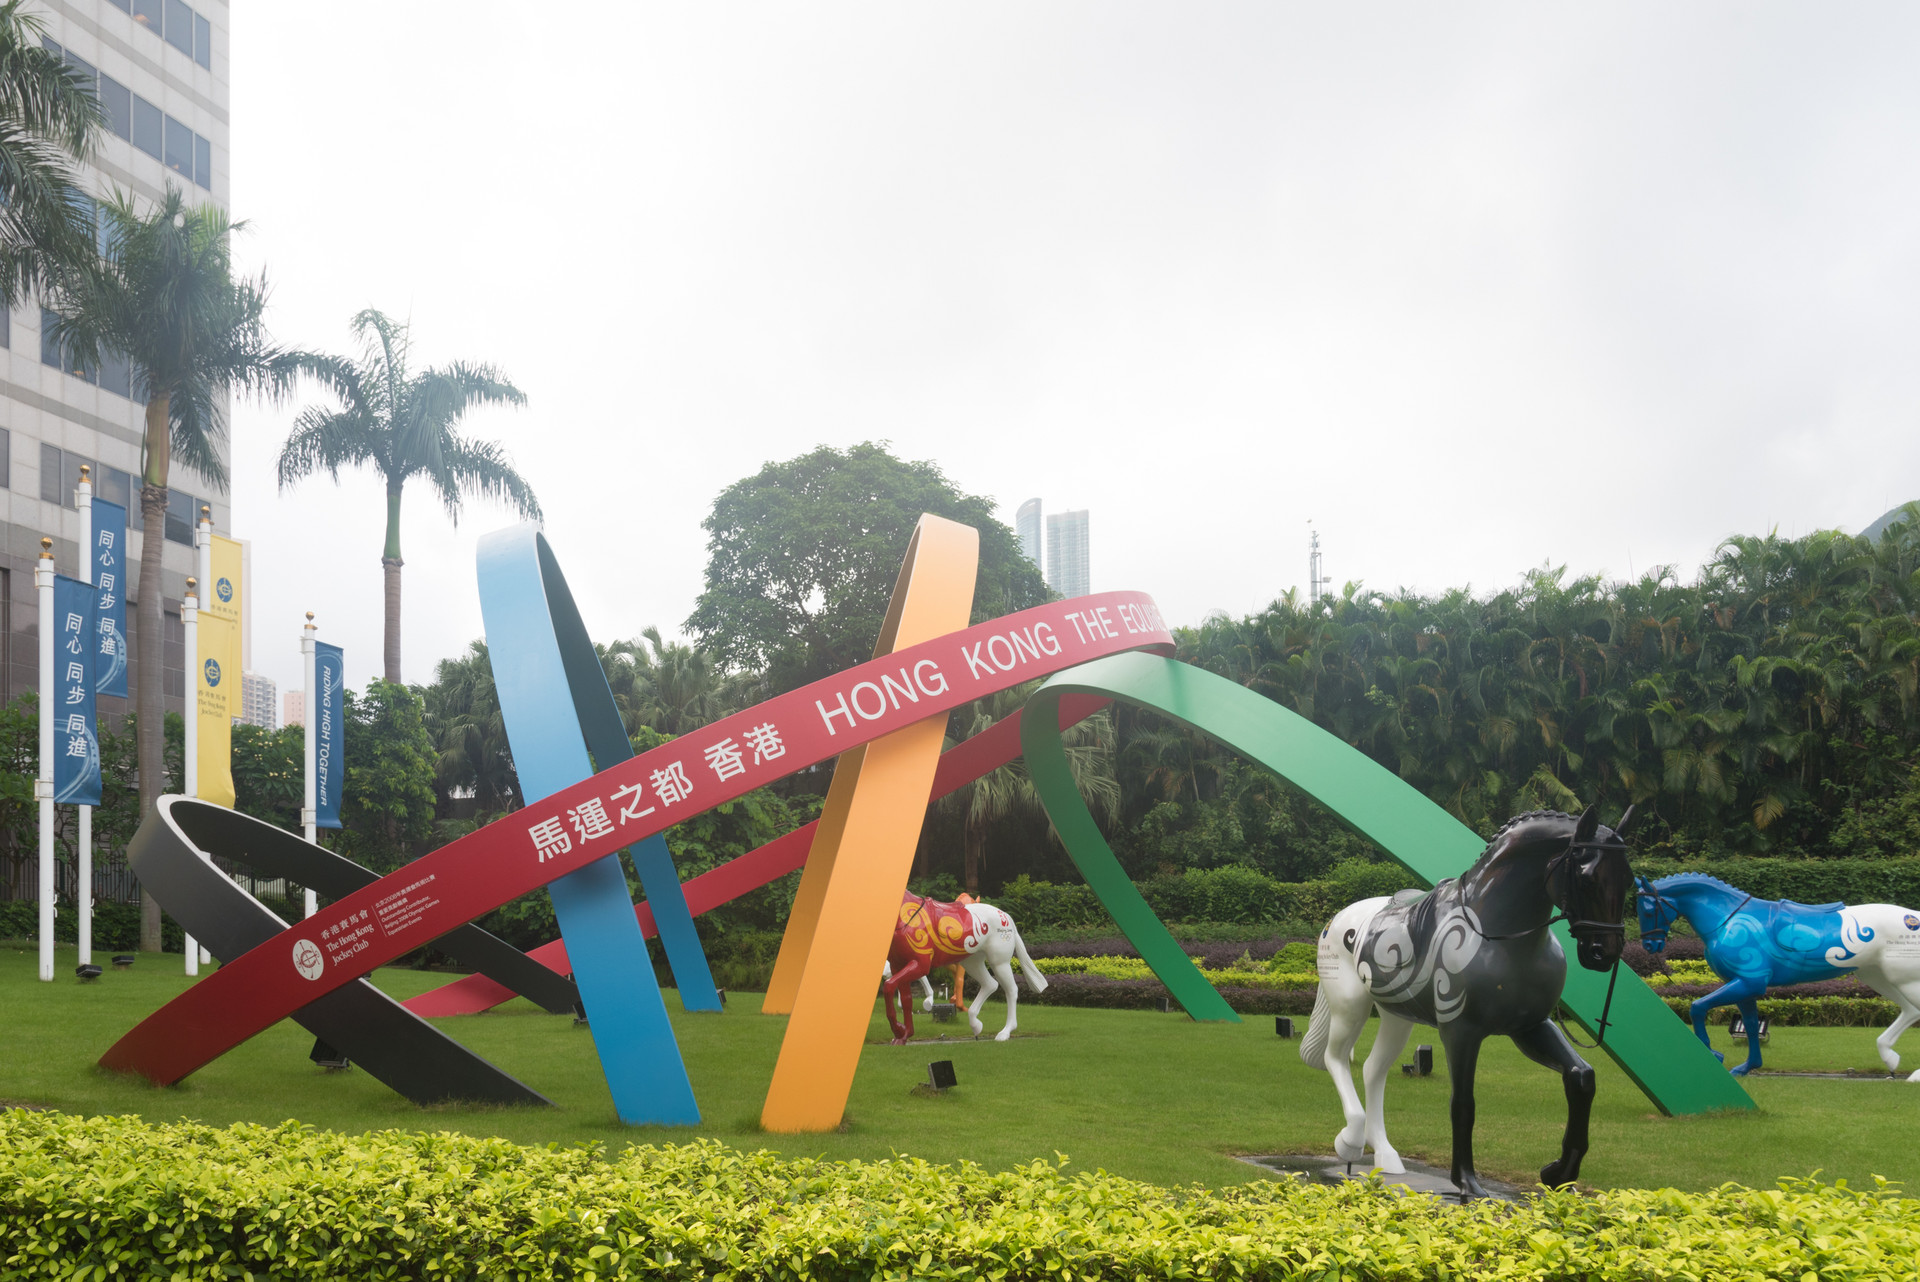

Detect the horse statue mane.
[
  {"left": 1648, "top": 871, "right": 1741, "bottom": 893},
  {"left": 1463, "top": 809, "right": 1581, "bottom": 877}
]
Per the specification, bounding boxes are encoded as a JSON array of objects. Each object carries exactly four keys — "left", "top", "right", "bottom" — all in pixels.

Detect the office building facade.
[
  {"left": 2, "top": 1, "right": 231, "bottom": 714},
  {"left": 282, "top": 689, "right": 304, "bottom": 729},
  {"left": 1045, "top": 509, "right": 1090, "bottom": 599},
  {"left": 1015, "top": 497, "right": 1042, "bottom": 569}
]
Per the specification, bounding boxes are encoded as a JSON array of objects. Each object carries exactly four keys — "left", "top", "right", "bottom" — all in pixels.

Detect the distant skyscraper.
[
  {"left": 241, "top": 671, "right": 277, "bottom": 730},
  {"left": 1016, "top": 498, "right": 1043, "bottom": 569},
  {"left": 283, "top": 690, "right": 305, "bottom": 729},
  {"left": 1046, "top": 510, "right": 1090, "bottom": 599}
]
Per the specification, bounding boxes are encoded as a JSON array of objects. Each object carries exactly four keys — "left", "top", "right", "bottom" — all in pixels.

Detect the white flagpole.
[
  {"left": 301, "top": 611, "right": 318, "bottom": 918},
  {"left": 76, "top": 466, "right": 93, "bottom": 967},
  {"left": 193, "top": 507, "right": 212, "bottom": 968},
  {"left": 182, "top": 575, "right": 198, "bottom": 977},
  {"left": 35, "top": 537, "right": 55, "bottom": 982}
]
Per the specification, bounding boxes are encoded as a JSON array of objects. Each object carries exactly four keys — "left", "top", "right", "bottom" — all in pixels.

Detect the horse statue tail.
[
  {"left": 1299, "top": 982, "right": 1333, "bottom": 1071},
  {"left": 1012, "top": 929, "right": 1049, "bottom": 993}
]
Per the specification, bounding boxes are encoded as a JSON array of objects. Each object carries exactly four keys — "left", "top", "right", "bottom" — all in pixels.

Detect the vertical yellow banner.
[{"left": 196, "top": 535, "right": 243, "bottom": 807}]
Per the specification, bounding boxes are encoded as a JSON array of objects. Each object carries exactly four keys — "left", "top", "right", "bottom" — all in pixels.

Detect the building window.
[
  {"left": 40, "top": 444, "right": 62, "bottom": 505},
  {"left": 101, "top": 348, "right": 133, "bottom": 399},
  {"left": 193, "top": 134, "right": 210, "bottom": 189},
  {"left": 165, "top": 0, "right": 193, "bottom": 57},
  {"left": 40, "top": 308, "right": 61, "bottom": 368},
  {"left": 108, "top": 0, "right": 131, "bottom": 14},
  {"left": 62, "top": 49, "right": 97, "bottom": 92},
  {"left": 163, "top": 115, "right": 192, "bottom": 178},
  {"left": 101, "top": 466, "right": 132, "bottom": 508},
  {"left": 99, "top": 74, "right": 131, "bottom": 141},
  {"left": 193, "top": 13, "right": 211, "bottom": 69},
  {"left": 132, "top": 95, "right": 161, "bottom": 160},
  {"left": 165, "top": 488, "right": 196, "bottom": 545},
  {"left": 0, "top": 428, "right": 10, "bottom": 491}
]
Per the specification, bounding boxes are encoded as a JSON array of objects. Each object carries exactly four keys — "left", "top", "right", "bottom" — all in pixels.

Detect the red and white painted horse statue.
[{"left": 882, "top": 890, "right": 1047, "bottom": 1045}]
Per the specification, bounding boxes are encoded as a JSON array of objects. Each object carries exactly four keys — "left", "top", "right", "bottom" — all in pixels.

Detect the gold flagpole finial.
[
  {"left": 39, "top": 537, "right": 52, "bottom": 559},
  {"left": 186, "top": 577, "right": 196, "bottom": 594}
]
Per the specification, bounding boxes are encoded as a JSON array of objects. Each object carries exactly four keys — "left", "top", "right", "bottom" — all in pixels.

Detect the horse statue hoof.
[
  {"left": 1728, "top": 1062, "right": 1753, "bottom": 1077},
  {"left": 1539, "top": 1159, "right": 1578, "bottom": 1189},
  {"left": 1452, "top": 1173, "right": 1491, "bottom": 1202},
  {"left": 889, "top": 1035, "right": 910, "bottom": 1047},
  {"left": 1710, "top": 1048, "right": 1725, "bottom": 1064},
  {"left": 1906, "top": 1068, "right": 1920, "bottom": 1083},
  {"left": 994, "top": 1028, "right": 1013, "bottom": 1042},
  {"left": 1333, "top": 1130, "right": 1366, "bottom": 1162},
  {"left": 1371, "top": 1150, "right": 1406, "bottom": 1176}
]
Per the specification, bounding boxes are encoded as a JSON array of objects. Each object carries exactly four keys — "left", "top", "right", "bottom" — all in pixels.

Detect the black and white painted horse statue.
[{"left": 1301, "top": 807, "right": 1636, "bottom": 1199}]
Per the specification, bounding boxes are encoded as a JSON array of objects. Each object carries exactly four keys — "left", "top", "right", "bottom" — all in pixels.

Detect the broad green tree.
[
  {"left": 688, "top": 442, "right": 1052, "bottom": 693},
  {"left": 338, "top": 680, "right": 439, "bottom": 874},
  {"left": 48, "top": 188, "right": 320, "bottom": 951},
  {"left": 0, "top": 1, "right": 100, "bottom": 306},
  {"left": 277, "top": 309, "right": 539, "bottom": 684}
]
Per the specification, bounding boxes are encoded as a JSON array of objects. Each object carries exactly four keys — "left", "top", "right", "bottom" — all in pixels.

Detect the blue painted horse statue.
[{"left": 1636, "top": 874, "right": 1920, "bottom": 1079}]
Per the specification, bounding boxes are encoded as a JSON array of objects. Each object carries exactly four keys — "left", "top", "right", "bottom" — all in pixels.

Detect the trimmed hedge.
[
  {"left": 5, "top": 1110, "right": 1919, "bottom": 1281},
  {"left": 993, "top": 861, "right": 1419, "bottom": 933},
  {"left": 1632, "top": 857, "right": 1920, "bottom": 908},
  {"left": 1662, "top": 995, "right": 1905, "bottom": 1028}
]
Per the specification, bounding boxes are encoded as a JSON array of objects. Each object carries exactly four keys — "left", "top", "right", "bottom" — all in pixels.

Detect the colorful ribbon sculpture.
[
  {"left": 101, "top": 518, "right": 1178, "bottom": 1127},
  {"left": 102, "top": 514, "right": 1751, "bottom": 1127}
]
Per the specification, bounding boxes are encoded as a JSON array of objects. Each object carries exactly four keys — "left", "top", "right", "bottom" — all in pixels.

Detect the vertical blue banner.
[
  {"left": 90, "top": 498, "right": 128, "bottom": 698},
  {"left": 314, "top": 641, "right": 345, "bottom": 829},
  {"left": 52, "top": 575, "right": 101, "bottom": 806}
]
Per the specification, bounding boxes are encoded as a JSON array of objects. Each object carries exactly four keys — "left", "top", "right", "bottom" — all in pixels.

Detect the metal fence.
[{"left": 1, "top": 848, "right": 290, "bottom": 906}]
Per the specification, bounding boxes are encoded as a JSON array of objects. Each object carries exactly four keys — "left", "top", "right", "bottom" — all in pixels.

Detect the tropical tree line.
[
  {"left": 3, "top": 6, "right": 542, "bottom": 948},
  {"left": 1162, "top": 519, "right": 1920, "bottom": 866}
]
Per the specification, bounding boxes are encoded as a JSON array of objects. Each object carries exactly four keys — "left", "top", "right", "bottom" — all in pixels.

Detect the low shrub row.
[
  {"left": 1027, "top": 973, "right": 1319, "bottom": 1016},
  {"left": 4, "top": 1110, "right": 1917, "bottom": 1280},
  {"left": 0, "top": 897, "right": 216, "bottom": 954},
  {"left": 1661, "top": 994, "right": 1905, "bottom": 1028}
]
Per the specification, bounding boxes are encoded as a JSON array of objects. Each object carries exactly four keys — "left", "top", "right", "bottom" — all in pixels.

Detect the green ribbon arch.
[{"left": 1021, "top": 652, "right": 1753, "bottom": 1117}]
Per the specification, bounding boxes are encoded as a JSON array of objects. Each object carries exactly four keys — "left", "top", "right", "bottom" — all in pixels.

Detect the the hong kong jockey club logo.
[
  {"left": 204, "top": 658, "right": 221, "bottom": 687},
  {"left": 292, "top": 938, "right": 324, "bottom": 980},
  {"left": 1904, "top": 914, "right": 1919, "bottom": 931},
  {"left": 216, "top": 576, "right": 233, "bottom": 603}
]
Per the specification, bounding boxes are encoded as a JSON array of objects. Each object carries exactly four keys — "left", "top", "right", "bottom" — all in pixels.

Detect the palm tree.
[
  {"left": 0, "top": 1, "right": 100, "bottom": 306},
  {"left": 600, "top": 627, "right": 744, "bottom": 738},
  {"left": 46, "top": 188, "right": 323, "bottom": 952},
  {"left": 422, "top": 640, "right": 519, "bottom": 813},
  {"left": 277, "top": 309, "right": 539, "bottom": 683},
  {"left": 945, "top": 683, "right": 1119, "bottom": 895}
]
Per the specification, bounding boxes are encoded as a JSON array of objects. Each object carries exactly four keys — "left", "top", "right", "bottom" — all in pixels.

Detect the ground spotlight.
[{"left": 75, "top": 964, "right": 102, "bottom": 981}]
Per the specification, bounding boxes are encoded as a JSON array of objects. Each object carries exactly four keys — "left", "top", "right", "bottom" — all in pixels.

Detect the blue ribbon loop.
[{"left": 478, "top": 525, "right": 712, "bottom": 1124}]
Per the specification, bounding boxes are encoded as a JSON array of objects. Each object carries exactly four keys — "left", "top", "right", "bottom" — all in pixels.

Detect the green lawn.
[{"left": 4, "top": 941, "right": 1916, "bottom": 1192}]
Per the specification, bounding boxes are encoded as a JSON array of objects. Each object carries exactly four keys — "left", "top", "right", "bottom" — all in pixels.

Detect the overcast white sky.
[{"left": 227, "top": 3, "right": 1920, "bottom": 699}]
